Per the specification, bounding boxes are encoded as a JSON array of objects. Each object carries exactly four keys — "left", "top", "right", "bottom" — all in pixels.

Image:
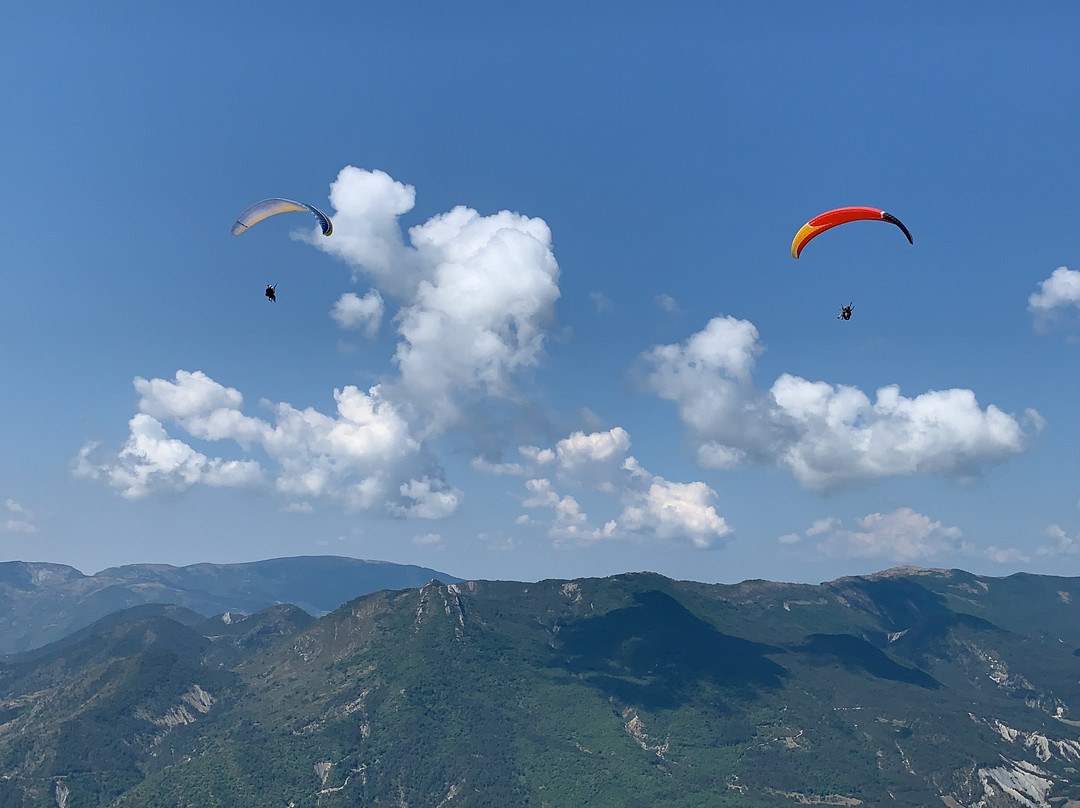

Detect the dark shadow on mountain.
[
  {"left": 553, "top": 589, "right": 786, "bottom": 710},
  {"left": 886, "top": 611, "right": 1007, "bottom": 668},
  {"left": 795, "top": 633, "right": 940, "bottom": 689},
  {"left": 837, "top": 577, "right": 951, "bottom": 633}
]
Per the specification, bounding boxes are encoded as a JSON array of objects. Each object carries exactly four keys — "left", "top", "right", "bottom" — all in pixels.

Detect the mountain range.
[
  {"left": 0, "top": 556, "right": 460, "bottom": 655},
  {"left": 3, "top": 562, "right": 1080, "bottom": 806}
]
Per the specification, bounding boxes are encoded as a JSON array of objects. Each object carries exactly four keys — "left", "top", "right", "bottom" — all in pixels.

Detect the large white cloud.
[
  {"left": 76, "top": 370, "right": 455, "bottom": 518},
  {"left": 395, "top": 206, "right": 560, "bottom": 430},
  {"left": 82, "top": 169, "right": 566, "bottom": 516},
  {"left": 642, "top": 316, "right": 1040, "bottom": 492},
  {"left": 770, "top": 376, "right": 1032, "bottom": 491},
  {"left": 314, "top": 167, "right": 561, "bottom": 433}
]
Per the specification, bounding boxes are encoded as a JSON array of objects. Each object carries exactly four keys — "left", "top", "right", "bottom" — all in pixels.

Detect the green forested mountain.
[
  {"left": 0, "top": 556, "right": 461, "bottom": 655},
  {"left": 3, "top": 567, "right": 1080, "bottom": 807}
]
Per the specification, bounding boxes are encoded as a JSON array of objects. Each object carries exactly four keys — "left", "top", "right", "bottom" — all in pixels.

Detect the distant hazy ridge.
[{"left": 0, "top": 556, "right": 461, "bottom": 655}]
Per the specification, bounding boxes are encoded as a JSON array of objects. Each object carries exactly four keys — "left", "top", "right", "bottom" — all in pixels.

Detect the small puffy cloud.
[
  {"left": 554, "top": 427, "right": 631, "bottom": 491},
  {"left": 985, "top": 546, "right": 1029, "bottom": 564},
  {"left": 412, "top": 532, "right": 443, "bottom": 547},
  {"left": 1036, "top": 524, "right": 1080, "bottom": 556},
  {"left": 556, "top": 427, "right": 631, "bottom": 470},
  {"left": 589, "top": 292, "right": 613, "bottom": 313},
  {"left": 619, "top": 478, "right": 731, "bottom": 549},
  {"left": 645, "top": 314, "right": 762, "bottom": 386},
  {"left": 806, "top": 516, "right": 842, "bottom": 536},
  {"left": 1029, "top": 266, "right": 1080, "bottom": 319},
  {"left": 74, "top": 414, "right": 264, "bottom": 500},
  {"left": 696, "top": 443, "right": 745, "bottom": 470},
  {"left": 331, "top": 290, "right": 384, "bottom": 337},
  {"left": 470, "top": 457, "right": 526, "bottom": 476},
  {"left": 135, "top": 370, "right": 243, "bottom": 427},
  {"left": 519, "top": 445, "right": 555, "bottom": 465},
  {"left": 550, "top": 494, "right": 617, "bottom": 544},
  {"left": 809, "top": 508, "right": 966, "bottom": 562},
  {"left": 523, "top": 478, "right": 560, "bottom": 509},
  {"left": 393, "top": 477, "right": 460, "bottom": 519},
  {"left": 2, "top": 499, "right": 38, "bottom": 534},
  {"left": 642, "top": 316, "right": 1040, "bottom": 492},
  {"left": 655, "top": 293, "right": 678, "bottom": 313},
  {"left": 519, "top": 428, "right": 732, "bottom": 549},
  {"left": 484, "top": 533, "right": 519, "bottom": 552},
  {"left": 522, "top": 479, "right": 606, "bottom": 541},
  {"left": 310, "top": 167, "right": 421, "bottom": 296}
]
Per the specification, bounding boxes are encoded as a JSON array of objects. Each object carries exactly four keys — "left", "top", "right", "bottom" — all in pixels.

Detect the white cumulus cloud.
[
  {"left": 642, "top": 316, "right": 1040, "bottom": 492},
  {"left": 1029, "top": 266, "right": 1080, "bottom": 316},
  {"left": 655, "top": 293, "right": 678, "bottom": 313},
  {"left": 517, "top": 428, "right": 732, "bottom": 548},
  {"left": 1036, "top": 524, "right": 1080, "bottom": 557},
  {"left": 781, "top": 509, "right": 1027, "bottom": 564},
  {"left": 2, "top": 499, "right": 39, "bottom": 534},
  {"left": 331, "top": 290, "right": 384, "bottom": 336},
  {"left": 309, "top": 167, "right": 422, "bottom": 297},
  {"left": 556, "top": 427, "right": 631, "bottom": 470},
  {"left": 412, "top": 532, "right": 443, "bottom": 547},
  {"left": 85, "top": 169, "right": 570, "bottom": 523},
  {"left": 393, "top": 477, "right": 461, "bottom": 520},
  {"left": 470, "top": 457, "right": 526, "bottom": 476},
  {"left": 809, "top": 508, "right": 967, "bottom": 562},
  {"left": 590, "top": 292, "right": 613, "bottom": 313},
  {"left": 313, "top": 167, "right": 561, "bottom": 434},
  {"left": 75, "top": 370, "right": 456, "bottom": 518},
  {"left": 619, "top": 477, "right": 731, "bottom": 549},
  {"left": 395, "top": 206, "right": 560, "bottom": 431},
  {"left": 74, "top": 414, "right": 264, "bottom": 500}
]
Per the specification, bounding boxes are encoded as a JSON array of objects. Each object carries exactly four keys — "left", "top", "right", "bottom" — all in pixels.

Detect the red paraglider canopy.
[{"left": 791, "top": 206, "right": 912, "bottom": 258}]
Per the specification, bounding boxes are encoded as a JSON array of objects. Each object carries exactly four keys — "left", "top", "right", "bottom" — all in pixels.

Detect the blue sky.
[{"left": 4, "top": 3, "right": 1080, "bottom": 585}]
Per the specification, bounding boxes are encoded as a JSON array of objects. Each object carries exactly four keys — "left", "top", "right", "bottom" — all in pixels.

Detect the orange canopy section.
[{"left": 791, "top": 206, "right": 912, "bottom": 258}]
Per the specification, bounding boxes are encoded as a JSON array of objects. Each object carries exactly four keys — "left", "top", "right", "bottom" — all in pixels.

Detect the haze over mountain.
[
  {"left": 3, "top": 565, "right": 1080, "bottom": 806},
  {"left": 0, "top": 556, "right": 460, "bottom": 655}
]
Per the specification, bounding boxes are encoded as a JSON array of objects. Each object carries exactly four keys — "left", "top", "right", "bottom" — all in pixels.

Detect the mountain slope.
[{"left": 3, "top": 567, "right": 1080, "bottom": 806}]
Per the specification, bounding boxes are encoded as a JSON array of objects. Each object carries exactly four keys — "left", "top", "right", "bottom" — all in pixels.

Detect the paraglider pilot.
[
  {"left": 837, "top": 302, "right": 853, "bottom": 320},
  {"left": 265, "top": 284, "right": 277, "bottom": 302}
]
